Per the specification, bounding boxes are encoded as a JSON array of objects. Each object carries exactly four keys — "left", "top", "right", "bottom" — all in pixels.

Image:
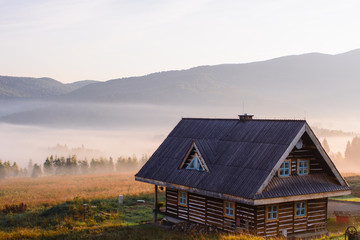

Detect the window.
[
  {"left": 180, "top": 142, "right": 208, "bottom": 172},
  {"left": 186, "top": 156, "right": 204, "bottom": 171},
  {"left": 279, "top": 160, "right": 291, "bottom": 177},
  {"left": 224, "top": 201, "right": 235, "bottom": 218},
  {"left": 178, "top": 191, "right": 187, "bottom": 206},
  {"left": 298, "top": 160, "right": 309, "bottom": 175},
  {"left": 266, "top": 205, "right": 278, "bottom": 221},
  {"left": 295, "top": 201, "right": 306, "bottom": 217}
]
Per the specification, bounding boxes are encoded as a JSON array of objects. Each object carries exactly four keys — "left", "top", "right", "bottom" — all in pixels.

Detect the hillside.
[
  {"left": 1, "top": 49, "right": 360, "bottom": 129},
  {"left": 62, "top": 49, "right": 360, "bottom": 108},
  {"left": 0, "top": 76, "right": 97, "bottom": 98}
]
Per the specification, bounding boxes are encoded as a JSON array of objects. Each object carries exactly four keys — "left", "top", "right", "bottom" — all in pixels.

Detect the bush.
[
  {"left": 2, "top": 203, "right": 27, "bottom": 214},
  {"left": 157, "top": 201, "right": 165, "bottom": 209}
]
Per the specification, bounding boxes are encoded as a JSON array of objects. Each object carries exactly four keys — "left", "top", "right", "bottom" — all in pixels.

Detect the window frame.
[
  {"left": 294, "top": 201, "right": 307, "bottom": 218},
  {"left": 278, "top": 160, "right": 291, "bottom": 177},
  {"left": 266, "top": 204, "right": 279, "bottom": 222},
  {"left": 185, "top": 156, "right": 204, "bottom": 171},
  {"left": 178, "top": 191, "right": 188, "bottom": 207},
  {"left": 297, "top": 160, "right": 309, "bottom": 176},
  {"left": 223, "top": 200, "right": 235, "bottom": 219}
]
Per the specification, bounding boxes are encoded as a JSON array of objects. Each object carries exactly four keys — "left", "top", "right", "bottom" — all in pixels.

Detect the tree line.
[
  {"left": 0, "top": 154, "right": 149, "bottom": 179},
  {"left": 323, "top": 137, "right": 360, "bottom": 163}
]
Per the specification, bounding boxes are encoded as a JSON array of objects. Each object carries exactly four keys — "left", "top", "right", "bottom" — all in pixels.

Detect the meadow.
[
  {"left": 0, "top": 172, "right": 153, "bottom": 207},
  {"left": 0, "top": 172, "right": 359, "bottom": 239}
]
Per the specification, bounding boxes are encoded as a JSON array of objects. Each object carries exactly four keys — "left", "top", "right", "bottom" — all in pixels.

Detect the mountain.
[
  {"left": 56, "top": 49, "right": 360, "bottom": 115},
  {"left": 0, "top": 76, "right": 98, "bottom": 98},
  {"left": 1, "top": 49, "right": 360, "bottom": 129}
]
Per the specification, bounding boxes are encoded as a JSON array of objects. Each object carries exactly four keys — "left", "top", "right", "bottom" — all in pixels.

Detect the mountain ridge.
[
  {"left": 0, "top": 76, "right": 98, "bottom": 99},
  {"left": 59, "top": 49, "right": 360, "bottom": 106},
  {"left": 1, "top": 49, "right": 360, "bottom": 129}
]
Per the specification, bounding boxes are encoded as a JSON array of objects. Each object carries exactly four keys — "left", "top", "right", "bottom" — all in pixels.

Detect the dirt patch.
[{"left": 328, "top": 200, "right": 360, "bottom": 217}]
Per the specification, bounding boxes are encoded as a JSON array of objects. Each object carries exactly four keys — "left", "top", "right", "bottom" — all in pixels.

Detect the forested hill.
[
  {"left": 0, "top": 76, "right": 97, "bottom": 98},
  {"left": 61, "top": 49, "right": 360, "bottom": 106},
  {"left": 1, "top": 49, "right": 360, "bottom": 128},
  {"left": 2, "top": 49, "right": 360, "bottom": 105}
]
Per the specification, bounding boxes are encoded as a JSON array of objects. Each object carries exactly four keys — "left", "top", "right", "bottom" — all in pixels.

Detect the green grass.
[
  {"left": 0, "top": 192, "right": 269, "bottom": 240},
  {"left": 330, "top": 195, "right": 360, "bottom": 202},
  {"left": 0, "top": 192, "right": 176, "bottom": 240},
  {"left": 326, "top": 217, "right": 360, "bottom": 239},
  {"left": 2, "top": 175, "right": 360, "bottom": 239}
]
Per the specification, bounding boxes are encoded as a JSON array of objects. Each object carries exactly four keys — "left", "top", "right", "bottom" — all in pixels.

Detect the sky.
[{"left": 1, "top": 0, "right": 360, "bottom": 83}]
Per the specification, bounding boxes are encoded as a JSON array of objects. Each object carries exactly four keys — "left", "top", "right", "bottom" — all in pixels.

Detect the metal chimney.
[{"left": 238, "top": 113, "right": 254, "bottom": 121}]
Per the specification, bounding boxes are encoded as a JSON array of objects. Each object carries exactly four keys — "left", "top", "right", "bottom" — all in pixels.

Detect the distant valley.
[
  {"left": 1, "top": 49, "right": 360, "bottom": 130},
  {"left": 1, "top": 50, "right": 360, "bottom": 168}
]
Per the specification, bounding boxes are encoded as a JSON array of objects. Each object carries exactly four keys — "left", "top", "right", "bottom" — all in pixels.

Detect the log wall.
[
  {"left": 166, "top": 188, "right": 328, "bottom": 237},
  {"left": 285, "top": 133, "right": 334, "bottom": 176},
  {"left": 255, "top": 198, "right": 328, "bottom": 237},
  {"left": 165, "top": 188, "right": 255, "bottom": 232}
]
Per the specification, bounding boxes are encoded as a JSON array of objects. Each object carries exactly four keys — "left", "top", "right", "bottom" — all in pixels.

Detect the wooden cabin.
[{"left": 135, "top": 115, "right": 351, "bottom": 238}]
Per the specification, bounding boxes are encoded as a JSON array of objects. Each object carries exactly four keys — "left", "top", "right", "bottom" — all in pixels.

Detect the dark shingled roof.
[
  {"left": 256, "top": 173, "right": 350, "bottom": 199},
  {"left": 135, "top": 118, "right": 349, "bottom": 200}
]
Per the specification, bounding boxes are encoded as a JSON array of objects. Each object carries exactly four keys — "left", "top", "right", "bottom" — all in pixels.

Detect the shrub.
[
  {"left": 157, "top": 201, "right": 165, "bottom": 209},
  {"left": 2, "top": 202, "right": 27, "bottom": 214}
]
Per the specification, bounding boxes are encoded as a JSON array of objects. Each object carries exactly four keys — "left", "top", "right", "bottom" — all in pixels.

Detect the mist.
[
  {"left": 0, "top": 100, "right": 359, "bottom": 172},
  {"left": 0, "top": 123, "right": 165, "bottom": 168}
]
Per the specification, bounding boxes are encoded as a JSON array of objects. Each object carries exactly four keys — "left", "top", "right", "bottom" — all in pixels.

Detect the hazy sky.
[{"left": 1, "top": 0, "right": 360, "bottom": 83}]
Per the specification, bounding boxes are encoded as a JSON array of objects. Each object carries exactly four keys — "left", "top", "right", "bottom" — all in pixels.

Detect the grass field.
[
  {"left": 0, "top": 173, "right": 153, "bottom": 207},
  {"left": 331, "top": 174, "right": 360, "bottom": 203},
  {"left": 0, "top": 172, "right": 359, "bottom": 239},
  {"left": 330, "top": 195, "right": 360, "bottom": 202}
]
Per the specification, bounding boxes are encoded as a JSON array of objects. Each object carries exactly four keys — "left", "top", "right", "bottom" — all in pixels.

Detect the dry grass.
[{"left": 0, "top": 172, "right": 152, "bottom": 207}]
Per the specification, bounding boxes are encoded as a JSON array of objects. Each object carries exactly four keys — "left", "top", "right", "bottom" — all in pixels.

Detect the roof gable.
[
  {"left": 256, "top": 123, "right": 348, "bottom": 195},
  {"left": 179, "top": 142, "right": 209, "bottom": 172}
]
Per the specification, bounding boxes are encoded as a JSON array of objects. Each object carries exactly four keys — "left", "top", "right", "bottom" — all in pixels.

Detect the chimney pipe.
[{"left": 238, "top": 113, "right": 253, "bottom": 121}]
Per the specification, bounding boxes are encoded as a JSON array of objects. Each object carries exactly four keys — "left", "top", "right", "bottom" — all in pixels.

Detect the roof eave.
[
  {"left": 135, "top": 176, "right": 256, "bottom": 205},
  {"left": 135, "top": 176, "right": 350, "bottom": 206},
  {"left": 253, "top": 189, "right": 351, "bottom": 205}
]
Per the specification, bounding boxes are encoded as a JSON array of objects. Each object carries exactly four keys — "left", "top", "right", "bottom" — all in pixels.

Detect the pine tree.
[
  {"left": 27, "top": 159, "right": 34, "bottom": 177},
  {"left": 11, "top": 162, "right": 19, "bottom": 177},
  {"left": 344, "top": 140, "right": 352, "bottom": 160},
  {"left": 43, "top": 157, "right": 54, "bottom": 175},
  {"left": 80, "top": 159, "right": 89, "bottom": 174},
  {"left": 322, "top": 138, "right": 330, "bottom": 153},
  {"left": 0, "top": 160, "right": 5, "bottom": 179},
  {"left": 31, "top": 164, "right": 42, "bottom": 178}
]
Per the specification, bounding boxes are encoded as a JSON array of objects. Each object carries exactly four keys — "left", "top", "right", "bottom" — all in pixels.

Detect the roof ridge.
[{"left": 181, "top": 117, "right": 306, "bottom": 122}]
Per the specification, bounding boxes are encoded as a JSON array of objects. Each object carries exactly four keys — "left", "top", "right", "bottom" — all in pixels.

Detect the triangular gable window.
[
  {"left": 180, "top": 142, "right": 209, "bottom": 172},
  {"left": 186, "top": 155, "right": 204, "bottom": 171}
]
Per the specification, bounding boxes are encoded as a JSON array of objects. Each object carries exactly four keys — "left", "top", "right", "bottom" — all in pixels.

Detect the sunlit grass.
[
  {"left": 330, "top": 195, "right": 360, "bottom": 202},
  {"left": 0, "top": 172, "right": 152, "bottom": 207},
  {"left": 0, "top": 172, "right": 359, "bottom": 239}
]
